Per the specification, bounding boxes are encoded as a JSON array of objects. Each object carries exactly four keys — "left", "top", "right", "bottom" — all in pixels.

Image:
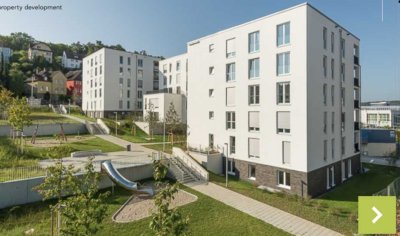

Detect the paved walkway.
[
  {"left": 62, "top": 114, "right": 88, "bottom": 124},
  {"left": 186, "top": 182, "right": 343, "bottom": 236}
]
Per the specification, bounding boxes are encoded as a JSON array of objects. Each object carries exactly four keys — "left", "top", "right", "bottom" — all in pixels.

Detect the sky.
[{"left": 0, "top": 0, "right": 399, "bottom": 102}]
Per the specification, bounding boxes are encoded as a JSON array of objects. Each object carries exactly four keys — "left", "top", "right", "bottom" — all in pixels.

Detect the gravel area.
[
  {"left": 113, "top": 190, "right": 198, "bottom": 223},
  {"left": 28, "top": 136, "right": 94, "bottom": 148}
]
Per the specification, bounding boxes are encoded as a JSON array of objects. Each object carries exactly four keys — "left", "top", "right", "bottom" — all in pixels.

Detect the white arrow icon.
[{"left": 372, "top": 206, "right": 383, "bottom": 224}]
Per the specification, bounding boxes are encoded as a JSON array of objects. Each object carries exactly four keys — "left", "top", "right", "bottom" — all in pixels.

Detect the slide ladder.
[{"left": 101, "top": 160, "right": 154, "bottom": 196}]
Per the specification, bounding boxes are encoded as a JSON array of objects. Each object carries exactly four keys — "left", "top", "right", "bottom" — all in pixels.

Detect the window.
[
  {"left": 327, "top": 166, "right": 335, "bottom": 189},
  {"left": 230, "top": 136, "right": 236, "bottom": 154},
  {"left": 119, "top": 100, "right": 123, "bottom": 109},
  {"left": 100, "top": 65, "right": 103, "bottom": 75},
  {"left": 163, "top": 76, "right": 167, "bottom": 85},
  {"left": 278, "top": 171, "right": 291, "bottom": 188},
  {"left": 331, "top": 59, "right": 334, "bottom": 79},
  {"left": 248, "top": 138, "right": 260, "bottom": 158},
  {"left": 169, "top": 63, "right": 172, "bottom": 72},
  {"left": 348, "top": 159, "right": 352, "bottom": 177},
  {"left": 331, "top": 112, "right": 335, "bottom": 133},
  {"left": 226, "top": 63, "right": 235, "bottom": 81},
  {"left": 331, "top": 138, "right": 335, "bottom": 159},
  {"left": 138, "top": 59, "right": 143, "bottom": 67},
  {"left": 226, "top": 112, "right": 236, "bottom": 130},
  {"left": 176, "top": 61, "right": 181, "bottom": 71},
  {"left": 169, "top": 75, "right": 172, "bottom": 85},
  {"left": 323, "top": 140, "right": 328, "bottom": 161},
  {"left": 331, "top": 85, "right": 334, "bottom": 106},
  {"left": 127, "top": 79, "right": 131, "bottom": 87},
  {"left": 209, "top": 89, "right": 214, "bottom": 97},
  {"left": 119, "top": 56, "right": 123, "bottom": 64},
  {"left": 323, "top": 84, "right": 327, "bottom": 105},
  {"left": 248, "top": 85, "right": 260, "bottom": 105},
  {"left": 331, "top": 32, "right": 334, "bottom": 53},
  {"left": 249, "top": 58, "right": 260, "bottom": 79},
  {"left": 128, "top": 57, "right": 131, "bottom": 65},
  {"left": 277, "top": 82, "right": 290, "bottom": 104},
  {"left": 248, "top": 165, "right": 256, "bottom": 179},
  {"left": 341, "top": 137, "right": 345, "bottom": 155},
  {"left": 209, "top": 134, "right": 214, "bottom": 149},
  {"left": 163, "top": 64, "right": 167, "bottom": 73},
  {"left": 249, "top": 111, "right": 260, "bottom": 132},
  {"left": 176, "top": 86, "right": 181, "bottom": 94},
  {"left": 127, "top": 101, "right": 130, "bottom": 109},
  {"left": 323, "top": 27, "right": 327, "bottom": 49},
  {"left": 379, "top": 114, "right": 389, "bottom": 121},
  {"left": 226, "top": 38, "right": 236, "bottom": 58},
  {"left": 149, "top": 98, "right": 159, "bottom": 108},
  {"left": 209, "top": 111, "right": 214, "bottom": 120},
  {"left": 353, "top": 66, "right": 360, "bottom": 79},
  {"left": 248, "top": 31, "right": 260, "bottom": 53},
  {"left": 99, "top": 88, "right": 102, "bottom": 98},
  {"left": 119, "top": 78, "right": 123, "bottom": 85},
  {"left": 341, "top": 88, "right": 345, "bottom": 106},
  {"left": 138, "top": 80, "right": 143, "bottom": 88},
  {"left": 324, "top": 112, "right": 327, "bottom": 134},
  {"left": 367, "top": 114, "right": 377, "bottom": 122},
  {"left": 277, "top": 22, "right": 290, "bottom": 46},
  {"left": 277, "top": 52, "right": 290, "bottom": 75},
  {"left": 226, "top": 87, "right": 235, "bottom": 106},
  {"left": 176, "top": 73, "right": 181, "bottom": 84},
  {"left": 227, "top": 159, "right": 235, "bottom": 175},
  {"left": 137, "top": 90, "right": 143, "bottom": 99},
  {"left": 119, "top": 67, "right": 123, "bottom": 74},
  {"left": 282, "top": 141, "right": 291, "bottom": 164},
  {"left": 209, "top": 66, "right": 215, "bottom": 75},
  {"left": 138, "top": 69, "right": 143, "bottom": 78},
  {"left": 340, "top": 38, "right": 345, "bottom": 57},
  {"left": 323, "top": 56, "right": 327, "bottom": 77},
  {"left": 277, "top": 111, "right": 290, "bottom": 134},
  {"left": 128, "top": 68, "right": 131, "bottom": 75},
  {"left": 209, "top": 44, "right": 215, "bottom": 53},
  {"left": 137, "top": 101, "right": 142, "bottom": 109},
  {"left": 127, "top": 90, "right": 130, "bottom": 98},
  {"left": 340, "top": 63, "right": 345, "bottom": 81}
]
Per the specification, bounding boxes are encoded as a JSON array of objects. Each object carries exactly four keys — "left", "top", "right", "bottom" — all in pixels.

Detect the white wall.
[
  {"left": 143, "top": 93, "right": 186, "bottom": 123},
  {"left": 361, "top": 107, "right": 400, "bottom": 128},
  {"left": 159, "top": 54, "right": 189, "bottom": 95}
]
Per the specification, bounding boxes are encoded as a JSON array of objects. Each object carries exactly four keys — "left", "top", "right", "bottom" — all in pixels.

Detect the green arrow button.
[{"left": 358, "top": 196, "right": 396, "bottom": 234}]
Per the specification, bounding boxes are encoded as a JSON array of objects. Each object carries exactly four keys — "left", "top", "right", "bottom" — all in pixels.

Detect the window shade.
[
  {"left": 226, "top": 87, "right": 235, "bottom": 106},
  {"left": 277, "top": 111, "right": 290, "bottom": 129},
  {"left": 249, "top": 138, "right": 260, "bottom": 157},
  {"left": 249, "top": 112, "right": 260, "bottom": 129},
  {"left": 283, "top": 141, "right": 291, "bottom": 164}
]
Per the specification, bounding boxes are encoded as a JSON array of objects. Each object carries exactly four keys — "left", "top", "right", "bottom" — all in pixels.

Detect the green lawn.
[
  {"left": 0, "top": 187, "right": 291, "bottom": 236},
  {"left": 68, "top": 112, "right": 96, "bottom": 122},
  {"left": 0, "top": 112, "right": 80, "bottom": 125},
  {"left": 210, "top": 163, "right": 400, "bottom": 235},
  {"left": 142, "top": 142, "right": 186, "bottom": 154}
]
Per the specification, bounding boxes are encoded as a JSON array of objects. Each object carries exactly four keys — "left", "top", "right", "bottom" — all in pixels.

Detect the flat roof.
[{"left": 188, "top": 2, "right": 359, "bottom": 45}]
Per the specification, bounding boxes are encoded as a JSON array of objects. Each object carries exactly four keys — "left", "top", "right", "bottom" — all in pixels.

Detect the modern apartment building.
[
  {"left": 185, "top": 3, "right": 361, "bottom": 197},
  {"left": 361, "top": 105, "right": 400, "bottom": 129},
  {"left": 82, "top": 48, "right": 161, "bottom": 118},
  {"left": 143, "top": 54, "right": 188, "bottom": 123}
]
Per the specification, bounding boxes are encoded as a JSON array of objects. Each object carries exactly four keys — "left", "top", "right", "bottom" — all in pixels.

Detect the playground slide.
[{"left": 101, "top": 160, "right": 154, "bottom": 196}]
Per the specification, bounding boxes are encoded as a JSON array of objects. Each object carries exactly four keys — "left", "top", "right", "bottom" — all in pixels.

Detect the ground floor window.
[
  {"left": 248, "top": 165, "right": 256, "bottom": 180},
  {"left": 326, "top": 166, "right": 335, "bottom": 189},
  {"left": 227, "top": 159, "right": 235, "bottom": 175},
  {"left": 277, "top": 171, "right": 291, "bottom": 189},
  {"left": 348, "top": 159, "right": 352, "bottom": 177}
]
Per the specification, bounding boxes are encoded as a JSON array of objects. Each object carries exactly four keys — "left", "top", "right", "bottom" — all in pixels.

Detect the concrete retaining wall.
[
  {"left": 135, "top": 122, "right": 163, "bottom": 135},
  {"left": 0, "top": 123, "right": 88, "bottom": 137},
  {"left": 0, "top": 164, "right": 153, "bottom": 209}
]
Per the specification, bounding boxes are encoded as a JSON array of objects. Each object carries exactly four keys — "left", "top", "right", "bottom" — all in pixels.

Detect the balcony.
[
  {"left": 354, "top": 122, "right": 360, "bottom": 130},
  {"left": 354, "top": 143, "right": 360, "bottom": 153},
  {"left": 354, "top": 77, "right": 360, "bottom": 87},
  {"left": 354, "top": 100, "right": 360, "bottom": 109},
  {"left": 354, "top": 56, "right": 359, "bottom": 65}
]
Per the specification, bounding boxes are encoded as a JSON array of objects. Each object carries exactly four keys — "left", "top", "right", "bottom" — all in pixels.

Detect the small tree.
[
  {"left": 7, "top": 97, "right": 32, "bottom": 153},
  {"left": 0, "top": 86, "right": 13, "bottom": 119},
  {"left": 164, "top": 102, "right": 181, "bottom": 146},
  {"left": 150, "top": 158, "right": 189, "bottom": 236},
  {"left": 144, "top": 103, "right": 158, "bottom": 140}
]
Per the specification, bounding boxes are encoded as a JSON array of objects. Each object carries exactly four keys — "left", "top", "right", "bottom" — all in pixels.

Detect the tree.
[
  {"left": 144, "top": 103, "right": 158, "bottom": 140},
  {"left": 164, "top": 102, "right": 181, "bottom": 146},
  {"left": 0, "top": 86, "right": 13, "bottom": 119},
  {"left": 7, "top": 97, "right": 32, "bottom": 153},
  {"left": 35, "top": 157, "right": 109, "bottom": 236},
  {"left": 150, "top": 158, "right": 189, "bottom": 236}
]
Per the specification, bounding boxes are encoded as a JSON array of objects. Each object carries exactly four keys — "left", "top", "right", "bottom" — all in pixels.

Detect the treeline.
[{"left": 0, "top": 32, "right": 126, "bottom": 96}]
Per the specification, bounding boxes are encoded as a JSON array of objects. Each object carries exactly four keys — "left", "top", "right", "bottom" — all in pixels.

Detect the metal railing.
[
  {"left": 0, "top": 166, "right": 47, "bottom": 183},
  {"left": 374, "top": 177, "right": 400, "bottom": 197}
]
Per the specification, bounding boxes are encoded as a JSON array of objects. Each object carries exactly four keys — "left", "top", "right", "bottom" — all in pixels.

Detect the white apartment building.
[
  {"left": 143, "top": 54, "right": 188, "bottom": 123},
  {"left": 186, "top": 3, "right": 361, "bottom": 197},
  {"left": 361, "top": 105, "right": 400, "bottom": 128},
  {"left": 82, "top": 48, "right": 161, "bottom": 118}
]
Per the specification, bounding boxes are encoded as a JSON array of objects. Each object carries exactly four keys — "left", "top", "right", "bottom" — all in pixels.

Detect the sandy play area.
[
  {"left": 28, "top": 136, "right": 94, "bottom": 148},
  {"left": 113, "top": 190, "right": 198, "bottom": 223}
]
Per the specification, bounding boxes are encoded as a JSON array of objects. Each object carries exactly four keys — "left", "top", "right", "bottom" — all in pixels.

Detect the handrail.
[
  {"left": 172, "top": 147, "right": 209, "bottom": 181},
  {"left": 97, "top": 119, "right": 111, "bottom": 134}
]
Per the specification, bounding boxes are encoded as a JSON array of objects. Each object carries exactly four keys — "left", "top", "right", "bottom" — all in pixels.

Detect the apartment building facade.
[
  {"left": 361, "top": 105, "right": 400, "bottom": 129},
  {"left": 186, "top": 3, "right": 361, "bottom": 197},
  {"left": 143, "top": 54, "right": 188, "bottom": 123},
  {"left": 82, "top": 48, "right": 161, "bottom": 118}
]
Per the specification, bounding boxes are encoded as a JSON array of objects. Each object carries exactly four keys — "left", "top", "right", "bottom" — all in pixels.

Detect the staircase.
[
  {"left": 85, "top": 121, "right": 105, "bottom": 135},
  {"left": 167, "top": 156, "right": 199, "bottom": 183}
]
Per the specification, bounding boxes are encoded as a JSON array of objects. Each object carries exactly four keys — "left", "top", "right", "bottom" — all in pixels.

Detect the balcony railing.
[
  {"left": 354, "top": 122, "right": 360, "bottom": 130},
  {"left": 354, "top": 100, "right": 360, "bottom": 109},
  {"left": 354, "top": 143, "right": 360, "bottom": 153},
  {"left": 354, "top": 77, "right": 360, "bottom": 87},
  {"left": 354, "top": 56, "right": 359, "bottom": 65}
]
